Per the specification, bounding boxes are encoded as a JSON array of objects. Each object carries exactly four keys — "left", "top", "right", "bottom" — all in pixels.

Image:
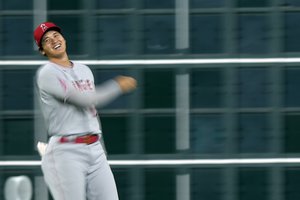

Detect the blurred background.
[{"left": 1, "top": 0, "right": 300, "bottom": 199}]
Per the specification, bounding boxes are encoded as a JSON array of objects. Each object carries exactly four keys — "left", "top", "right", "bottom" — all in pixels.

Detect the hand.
[{"left": 115, "top": 76, "right": 137, "bottom": 93}]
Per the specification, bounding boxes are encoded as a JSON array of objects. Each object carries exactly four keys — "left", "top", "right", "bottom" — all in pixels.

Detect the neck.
[{"left": 49, "top": 56, "right": 72, "bottom": 68}]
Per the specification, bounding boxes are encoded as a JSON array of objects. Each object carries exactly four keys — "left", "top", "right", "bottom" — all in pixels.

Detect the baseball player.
[{"left": 33, "top": 22, "right": 137, "bottom": 200}]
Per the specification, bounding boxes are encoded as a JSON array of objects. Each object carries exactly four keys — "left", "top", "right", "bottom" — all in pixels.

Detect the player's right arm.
[{"left": 37, "top": 67, "right": 136, "bottom": 108}]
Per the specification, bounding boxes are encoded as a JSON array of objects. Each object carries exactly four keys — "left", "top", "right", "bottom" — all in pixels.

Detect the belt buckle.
[
  {"left": 82, "top": 135, "right": 92, "bottom": 144},
  {"left": 79, "top": 134, "right": 97, "bottom": 144}
]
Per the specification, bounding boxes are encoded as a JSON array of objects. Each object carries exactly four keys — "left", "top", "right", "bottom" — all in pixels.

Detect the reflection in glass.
[
  {"left": 237, "top": 0, "right": 269, "bottom": 7},
  {"left": 191, "top": 168, "right": 223, "bottom": 200},
  {"left": 190, "top": 15, "right": 223, "bottom": 54},
  {"left": 238, "top": 14, "right": 270, "bottom": 54},
  {"left": 284, "top": 12, "right": 300, "bottom": 52},
  {"left": 113, "top": 169, "right": 131, "bottom": 200},
  {"left": 2, "top": 118, "right": 34, "bottom": 156},
  {"left": 1, "top": 0, "right": 32, "bottom": 10},
  {"left": 191, "top": 69, "right": 223, "bottom": 108},
  {"left": 190, "top": 114, "right": 225, "bottom": 153},
  {"left": 190, "top": 0, "right": 225, "bottom": 8},
  {"left": 284, "top": 114, "right": 300, "bottom": 153},
  {"left": 48, "top": 0, "right": 80, "bottom": 10},
  {"left": 238, "top": 168, "right": 269, "bottom": 200},
  {"left": 1, "top": 16, "right": 33, "bottom": 56},
  {"left": 101, "top": 116, "right": 129, "bottom": 154},
  {"left": 144, "top": 116, "right": 175, "bottom": 154},
  {"left": 284, "top": 167, "right": 300, "bottom": 200},
  {"left": 237, "top": 67, "right": 270, "bottom": 108},
  {"left": 3, "top": 70, "right": 34, "bottom": 110},
  {"left": 238, "top": 113, "right": 271, "bottom": 153},
  {"left": 97, "top": 16, "right": 132, "bottom": 56},
  {"left": 143, "top": 15, "right": 175, "bottom": 54},
  {"left": 285, "top": 0, "right": 300, "bottom": 6},
  {"left": 145, "top": 169, "right": 175, "bottom": 200},
  {"left": 143, "top": 69, "right": 175, "bottom": 108},
  {"left": 143, "top": 0, "right": 174, "bottom": 9},
  {"left": 285, "top": 68, "right": 300, "bottom": 107},
  {"left": 97, "top": 0, "right": 130, "bottom": 9}
]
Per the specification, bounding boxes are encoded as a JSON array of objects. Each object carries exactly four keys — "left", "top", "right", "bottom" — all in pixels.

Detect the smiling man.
[{"left": 33, "top": 22, "right": 137, "bottom": 200}]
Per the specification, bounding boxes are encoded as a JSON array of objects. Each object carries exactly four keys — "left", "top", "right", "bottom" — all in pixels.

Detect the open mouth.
[{"left": 53, "top": 44, "right": 61, "bottom": 50}]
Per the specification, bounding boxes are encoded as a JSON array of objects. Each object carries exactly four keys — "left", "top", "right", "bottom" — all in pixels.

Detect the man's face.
[{"left": 40, "top": 30, "right": 67, "bottom": 58}]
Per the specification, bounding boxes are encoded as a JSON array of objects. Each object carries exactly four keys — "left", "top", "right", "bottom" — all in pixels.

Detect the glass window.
[
  {"left": 237, "top": 0, "right": 269, "bottom": 7},
  {"left": 238, "top": 113, "right": 271, "bottom": 153},
  {"left": 145, "top": 169, "right": 175, "bottom": 200},
  {"left": 48, "top": 15, "right": 84, "bottom": 55},
  {"left": 284, "top": 68, "right": 300, "bottom": 107},
  {"left": 0, "top": 16, "right": 33, "bottom": 56},
  {"left": 113, "top": 169, "right": 131, "bottom": 200},
  {"left": 2, "top": 118, "right": 34, "bottom": 156},
  {"left": 190, "top": 14, "right": 224, "bottom": 54},
  {"left": 93, "top": 69, "right": 130, "bottom": 82},
  {"left": 190, "top": 0, "right": 225, "bottom": 8},
  {"left": 238, "top": 168, "right": 270, "bottom": 200},
  {"left": 100, "top": 116, "right": 129, "bottom": 154},
  {"left": 191, "top": 168, "right": 223, "bottom": 200},
  {"left": 191, "top": 68, "right": 224, "bottom": 108},
  {"left": 97, "top": 0, "right": 130, "bottom": 9},
  {"left": 238, "top": 14, "right": 271, "bottom": 54},
  {"left": 144, "top": 115, "right": 175, "bottom": 154},
  {"left": 237, "top": 67, "right": 270, "bottom": 107},
  {"left": 142, "top": 15, "right": 175, "bottom": 54},
  {"left": 284, "top": 114, "right": 300, "bottom": 153},
  {"left": 190, "top": 114, "right": 226, "bottom": 154},
  {"left": 143, "top": 0, "right": 174, "bottom": 9},
  {"left": 93, "top": 69, "right": 131, "bottom": 109},
  {"left": 285, "top": 0, "right": 300, "bottom": 6},
  {"left": 2, "top": 70, "right": 34, "bottom": 110},
  {"left": 143, "top": 69, "right": 175, "bottom": 108},
  {"left": 96, "top": 16, "right": 132, "bottom": 56},
  {"left": 284, "top": 12, "right": 300, "bottom": 52},
  {"left": 1, "top": 0, "right": 32, "bottom": 10},
  {"left": 285, "top": 167, "right": 300, "bottom": 200},
  {"left": 48, "top": 0, "right": 81, "bottom": 10}
]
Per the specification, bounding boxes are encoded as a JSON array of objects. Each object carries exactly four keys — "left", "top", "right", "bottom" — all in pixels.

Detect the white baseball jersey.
[{"left": 36, "top": 61, "right": 122, "bottom": 136}]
